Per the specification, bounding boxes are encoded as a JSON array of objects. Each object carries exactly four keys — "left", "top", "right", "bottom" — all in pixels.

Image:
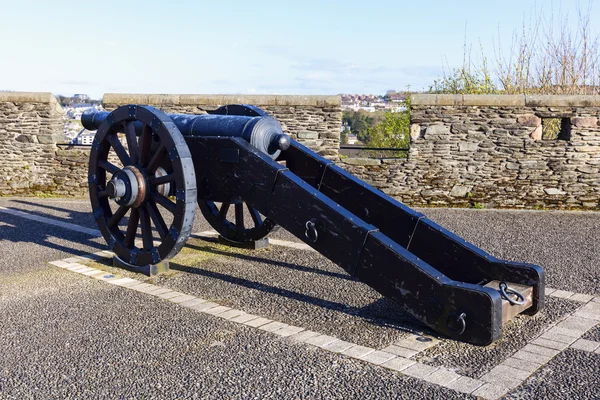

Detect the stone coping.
[
  {"left": 411, "top": 94, "right": 600, "bottom": 107},
  {"left": 103, "top": 93, "right": 341, "bottom": 107},
  {"left": 0, "top": 92, "right": 59, "bottom": 104}
]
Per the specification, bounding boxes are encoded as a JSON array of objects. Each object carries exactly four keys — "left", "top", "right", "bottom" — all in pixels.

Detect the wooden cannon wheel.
[
  {"left": 198, "top": 200, "right": 279, "bottom": 243},
  {"left": 88, "top": 105, "right": 197, "bottom": 266}
]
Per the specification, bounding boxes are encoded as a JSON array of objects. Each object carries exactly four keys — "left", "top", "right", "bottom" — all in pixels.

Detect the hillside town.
[{"left": 341, "top": 92, "right": 407, "bottom": 112}]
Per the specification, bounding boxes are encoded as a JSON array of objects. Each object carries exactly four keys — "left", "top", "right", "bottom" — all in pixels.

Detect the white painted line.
[{"left": 0, "top": 206, "right": 101, "bottom": 236}]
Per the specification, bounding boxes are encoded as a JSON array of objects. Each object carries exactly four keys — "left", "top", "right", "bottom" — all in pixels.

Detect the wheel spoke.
[
  {"left": 218, "top": 203, "right": 230, "bottom": 221},
  {"left": 150, "top": 173, "right": 175, "bottom": 186},
  {"left": 107, "top": 133, "right": 131, "bottom": 166},
  {"left": 124, "top": 208, "right": 139, "bottom": 247},
  {"left": 235, "top": 203, "right": 245, "bottom": 230},
  {"left": 152, "top": 192, "right": 176, "bottom": 214},
  {"left": 246, "top": 203, "right": 263, "bottom": 228},
  {"left": 138, "top": 207, "right": 154, "bottom": 251},
  {"left": 147, "top": 200, "right": 169, "bottom": 240},
  {"left": 139, "top": 125, "right": 152, "bottom": 167},
  {"left": 124, "top": 121, "right": 139, "bottom": 165},
  {"left": 146, "top": 143, "right": 166, "bottom": 174},
  {"left": 98, "top": 160, "right": 120, "bottom": 174},
  {"left": 107, "top": 205, "right": 128, "bottom": 228}
]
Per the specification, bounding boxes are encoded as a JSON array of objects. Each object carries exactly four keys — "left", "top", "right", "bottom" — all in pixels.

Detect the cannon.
[{"left": 82, "top": 104, "right": 544, "bottom": 346}]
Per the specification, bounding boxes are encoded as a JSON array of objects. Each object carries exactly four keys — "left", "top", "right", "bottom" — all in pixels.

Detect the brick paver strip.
[
  {"left": 596, "top": 347, "right": 600, "bottom": 355},
  {"left": 402, "top": 363, "right": 438, "bottom": 379},
  {"left": 229, "top": 313, "right": 260, "bottom": 324},
  {"left": 444, "top": 376, "right": 484, "bottom": 394},
  {"left": 271, "top": 325, "right": 305, "bottom": 337},
  {"left": 287, "top": 330, "right": 321, "bottom": 343},
  {"left": 382, "top": 345, "right": 418, "bottom": 358},
  {"left": 243, "top": 317, "right": 272, "bottom": 328},
  {"left": 501, "top": 357, "right": 542, "bottom": 373},
  {"left": 482, "top": 365, "right": 531, "bottom": 387},
  {"left": 570, "top": 338, "right": 600, "bottom": 352},
  {"left": 128, "top": 283, "right": 154, "bottom": 292},
  {"left": 423, "top": 368, "right": 460, "bottom": 386},
  {"left": 169, "top": 294, "right": 197, "bottom": 304},
  {"left": 550, "top": 326, "right": 584, "bottom": 338},
  {"left": 512, "top": 350, "right": 552, "bottom": 365},
  {"left": 522, "top": 344, "right": 560, "bottom": 358},
  {"left": 340, "top": 345, "right": 375, "bottom": 359},
  {"left": 259, "top": 321, "right": 288, "bottom": 333},
  {"left": 204, "top": 306, "right": 231, "bottom": 316},
  {"left": 81, "top": 269, "right": 103, "bottom": 276},
  {"left": 190, "top": 301, "right": 220, "bottom": 312},
  {"left": 180, "top": 298, "right": 207, "bottom": 308},
  {"left": 551, "top": 289, "right": 574, "bottom": 299},
  {"left": 139, "top": 285, "right": 165, "bottom": 294},
  {"left": 217, "top": 309, "right": 246, "bottom": 320},
  {"left": 569, "top": 293, "right": 594, "bottom": 303},
  {"left": 472, "top": 383, "right": 509, "bottom": 400},
  {"left": 380, "top": 357, "right": 416, "bottom": 372},
  {"left": 358, "top": 350, "right": 396, "bottom": 365},
  {"left": 540, "top": 331, "right": 578, "bottom": 344},
  {"left": 304, "top": 334, "right": 338, "bottom": 348},
  {"left": 394, "top": 336, "right": 439, "bottom": 351},
  {"left": 321, "top": 340, "right": 355, "bottom": 353},
  {"left": 158, "top": 291, "right": 183, "bottom": 300},
  {"left": 558, "top": 316, "right": 598, "bottom": 332},
  {"left": 530, "top": 337, "right": 569, "bottom": 351}
]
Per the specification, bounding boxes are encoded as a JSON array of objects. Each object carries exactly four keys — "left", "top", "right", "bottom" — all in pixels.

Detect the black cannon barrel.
[{"left": 82, "top": 108, "right": 290, "bottom": 158}]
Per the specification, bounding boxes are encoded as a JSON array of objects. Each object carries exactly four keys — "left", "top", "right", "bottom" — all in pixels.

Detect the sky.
[{"left": 0, "top": 0, "right": 598, "bottom": 98}]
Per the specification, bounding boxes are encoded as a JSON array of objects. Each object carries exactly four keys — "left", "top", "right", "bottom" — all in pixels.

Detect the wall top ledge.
[
  {"left": 103, "top": 93, "right": 341, "bottom": 107},
  {"left": 411, "top": 94, "right": 600, "bottom": 107},
  {"left": 0, "top": 92, "right": 58, "bottom": 104}
]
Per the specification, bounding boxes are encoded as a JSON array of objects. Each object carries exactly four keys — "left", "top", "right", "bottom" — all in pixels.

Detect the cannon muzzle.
[{"left": 82, "top": 107, "right": 290, "bottom": 158}]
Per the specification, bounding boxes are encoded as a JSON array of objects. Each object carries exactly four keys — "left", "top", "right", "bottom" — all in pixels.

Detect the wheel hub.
[{"left": 107, "top": 166, "right": 147, "bottom": 208}]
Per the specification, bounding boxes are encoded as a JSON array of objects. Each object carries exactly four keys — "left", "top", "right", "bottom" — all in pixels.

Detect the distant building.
[
  {"left": 73, "top": 129, "right": 95, "bottom": 145},
  {"left": 73, "top": 94, "right": 90, "bottom": 102},
  {"left": 347, "top": 134, "right": 359, "bottom": 145}
]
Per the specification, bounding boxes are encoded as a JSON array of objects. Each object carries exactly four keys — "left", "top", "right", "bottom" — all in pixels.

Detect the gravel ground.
[
  {"left": 0, "top": 261, "right": 469, "bottom": 400},
  {"left": 582, "top": 324, "right": 600, "bottom": 342},
  {"left": 505, "top": 348, "right": 600, "bottom": 399},
  {"left": 417, "top": 297, "right": 581, "bottom": 378}
]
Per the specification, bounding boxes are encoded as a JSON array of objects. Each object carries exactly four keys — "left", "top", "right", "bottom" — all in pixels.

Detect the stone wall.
[
  {"left": 0, "top": 92, "right": 88, "bottom": 196},
  {"left": 340, "top": 94, "right": 600, "bottom": 209},
  {"left": 103, "top": 94, "right": 342, "bottom": 159}
]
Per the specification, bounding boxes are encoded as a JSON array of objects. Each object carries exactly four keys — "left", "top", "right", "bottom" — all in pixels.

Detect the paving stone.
[
  {"left": 190, "top": 301, "right": 220, "bottom": 311},
  {"left": 179, "top": 298, "right": 207, "bottom": 308},
  {"left": 169, "top": 294, "right": 197, "bottom": 304},
  {"left": 80, "top": 269, "right": 102, "bottom": 276},
  {"left": 93, "top": 273, "right": 118, "bottom": 281},
  {"left": 340, "top": 345, "right": 375, "bottom": 359},
  {"left": 72, "top": 267, "right": 94, "bottom": 273},
  {"left": 422, "top": 368, "right": 460, "bottom": 386},
  {"left": 541, "top": 330, "right": 579, "bottom": 344},
  {"left": 110, "top": 278, "right": 141, "bottom": 287},
  {"left": 48, "top": 260, "right": 70, "bottom": 268},
  {"left": 320, "top": 340, "right": 355, "bottom": 353},
  {"left": 204, "top": 306, "right": 231, "bottom": 316},
  {"left": 394, "top": 335, "right": 439, "bottom": 351},
  {"left": 402, "top": 363, "right": 438, "bottom": 379},
  {"left": 216, "top": 309, "right": 246, "bottom": 320},
  {"left": 574, "top": 310, "right": 600, "bottom": 321},
  {"left": 551, "top": 289, "right": 575, "bottom": 299},
  {"left": 287, "top": 330, "right": 320, "bottom": 343},
  {"left": 596, "top": 347, "right": 600, "bottom": 355},
  {"left": 557, "top": 316, "right": 598, "bottom": 332},
  {"left": 570, "top": 338, "right": 600, "bottom": 352},
  {"left": 157, "top": 291, "right": 183, "bottom": 300},
  {"left": 522, "top": 344, "right": 560, "bottom": 358},
  {"left": 472, "top": 383, "right": 509, "bottom": 400},
  {"left": 569, "top": 293, "right": 595, "bottom": 303},
  {"left": 65, "top": 264, "right": 85, "bottom": 271},
  {"left": 125, "top": 283, "right": 152, "bottom": 291},
  {"left": 358, "top": 350, "right": 396, "bottom": 365},
  {"left": 89, "top": 270, "right": 109, "bottom": 278},
  {"left": 483, "top": 364, "right": 531, "bottom": 384},
  {"left": 500, "top": 357, "right": 541, "bottom": 373},
  {"left": 141, "top": 286, "right": 168, "bottom": 294},
  {"left": 242, "top": 317, "right": 272, "bottom": 328},
  {"left": 544, "top": 287, "right": 557, "bottom": 296},
  {"left": 381, "top": 345, "right": 418, "bottom": 358},
  {"left": 380, "top": 357, "right": 415, "bottom": 372},
  {"left": 531, "top": 337, "right": 569, "bottom": 351},
  {"left": 229, "top": 313, "right": 260, "bottom": 324},
  {"left": 550, "top": 326, "right": 585, "bottom": 338},
  {"left": 304, "top": 334, "right": 338, "bottom": 348},
  {"left": 258, "top": 321, "right": 288, "bottom": 333},
  {"left": 512, "top": 350, "right": 552, "bottom": 365},
  {"left": 270, "top": 325, "right": 305, "bottom": 337},
  {"left": 62, "top": 257, "right": 86, "bottom": 263},
  {"left": 444, "top": 376, "right": 484, "bottom": 394}
]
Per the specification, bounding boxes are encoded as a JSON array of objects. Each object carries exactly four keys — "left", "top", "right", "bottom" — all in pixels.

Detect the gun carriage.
[{"left": 82, "top": 104, "right": 545, "bottom": 346}]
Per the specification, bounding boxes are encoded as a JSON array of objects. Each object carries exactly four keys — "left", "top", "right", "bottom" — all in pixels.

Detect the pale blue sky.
[{"left": 0, "top": 0, "right": 597, "bottom": 98}]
